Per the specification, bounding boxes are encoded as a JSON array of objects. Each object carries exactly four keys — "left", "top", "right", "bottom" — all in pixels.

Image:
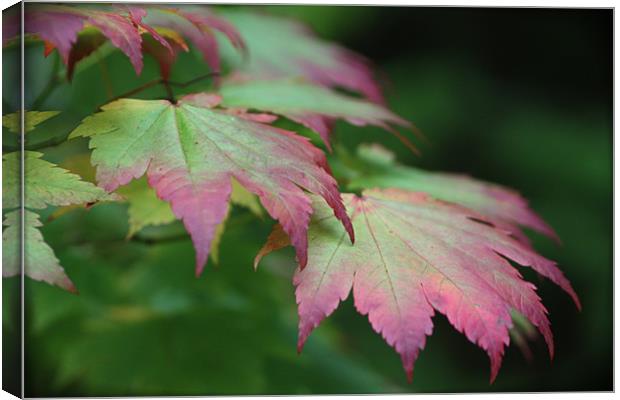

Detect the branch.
[
  {"left": 2, "top": 72, "right": 224, "bottom": 153},
  {"left": 102, "top": 72, "right": 220, "bottom": 107},
  {"left": 168, "top": 72, "right": 220, "bottom": 88},
  {"left": 4, "top": 134, "right": 71, "bottom": 152},
  {"left": 102, "top": 78, "right": 164, "bottom": 106},
  {"left": 131, "top": 232, "right": 189, "bottom": 245}
]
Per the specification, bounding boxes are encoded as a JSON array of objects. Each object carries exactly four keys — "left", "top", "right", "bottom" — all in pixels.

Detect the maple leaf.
[
  {"left": 255, "top": 188, "right": 580, "bottom": 383},
  {"left": 2, "top": 151, "right": 115, "bottom": 291},
  {"left": 347, "top": 143, "right": 558, "bottom": 244},
  {"left": 3, "top": 210, "right": 76, "bottom": 292},
  {"left": 220, "top": 79, "right": 410, "bottom": 151},
  {"left": 3, "top": 4, "right": 166, "bottom": 76},
  {"left": 2, "top": 110, "right": 60, "bottom": 134},
  {"left": 218, "top": 10, "right": 383, "bottom": 102},
  {"left": 69, "top": 93, "right": 353, "bottom": 275},
  {"left": 140, "top": 6, "right": 245, "bottom": 79}
]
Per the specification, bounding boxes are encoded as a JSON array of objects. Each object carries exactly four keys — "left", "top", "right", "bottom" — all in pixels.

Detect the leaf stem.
[
  {"left": 168, "top": 72, "right": 220, "bottom": 88},
  {"left": 100, "top": 72, "right": 220, "bottom": 107},
  {"left": 163, "top": 80, "right": 176, "bottom": 104},
  {"left": 103, "top": 78, "right": 164, "bottom": 106}
]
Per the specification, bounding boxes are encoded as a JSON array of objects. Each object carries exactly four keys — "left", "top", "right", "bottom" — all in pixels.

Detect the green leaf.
[
  {"left": 220, "top": 79, "right": 408, "bottom": 149},
  {"left": 229, "top": 177, "right": 264, "bottom": 218},
  {"left": 117, "top": 177, "right": 176, "bottom": 238},
  {"left": 117, "top": 176, "right": 263, "bottom": 264},
  {"left": 3, "top": 210, "right": 76, "bottom": 292},
  {"left": 347, "top": 143, "right": 558, "bottom": 242},
  {"left": 3, "top": 151, "right": 114, "bottom": 210},
  {"left": 2, "top": 111, "right": 60, "bottom": 134}
]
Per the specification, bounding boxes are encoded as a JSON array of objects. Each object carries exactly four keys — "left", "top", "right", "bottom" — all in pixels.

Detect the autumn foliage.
[{"left": 2, "top": 3, "right": 579, "bottom": 384}]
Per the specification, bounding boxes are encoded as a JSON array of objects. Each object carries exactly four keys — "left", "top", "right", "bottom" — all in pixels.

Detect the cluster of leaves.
[{"left": 3, "top": 3, "right": 579, "bottom": 383}]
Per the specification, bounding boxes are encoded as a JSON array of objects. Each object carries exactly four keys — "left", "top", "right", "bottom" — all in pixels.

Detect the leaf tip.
[
  {"left": 405, "top": 365, "right": 414, "bottom": 384},
  {"left": 563, "top": 284, "right": 582, "bottom": 312},
  {"left": 252, "top": 255, "right": 261, "bottom": 271},
  {"left": 573, "top": 293, "right": 583, "bottom": 312},
  {"left": 64, "top": 279, "right": 79, "bottom": 295},
  {"left": 488, "top": 355, "right": 502, "bottom": 384},
  {"left": 296, "top": 334, "right": 307, "bottom": 354},
  {"left": 297, "top": 253, "right": 308, "bottom": 270},
  {"left": 195, "top": 261, "right": 206, "bottom": 278}
]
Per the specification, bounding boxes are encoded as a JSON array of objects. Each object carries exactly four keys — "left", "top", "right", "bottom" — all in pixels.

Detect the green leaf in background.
[
  {"left": 2, "top": 110, "right": 60, "bottom": 134},
  {"left": 117, "top": 177, "right": 176, "bottom": 238},
  {"left": 117, "top": 176, "right": 263, "bottom": 264},
  {"left": 346, "top": 143, "right": 558, "bottom": 243},
  {"left": 508, "top": 309, "right": 538, "bottom": 362},
  {"left": 218, "top": 10, "right": 382, "bottom": 102}
]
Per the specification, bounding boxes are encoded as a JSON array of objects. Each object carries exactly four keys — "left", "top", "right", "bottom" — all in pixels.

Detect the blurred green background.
[{"left": 2, "top": 5, "right": 612, "bottom": 395}]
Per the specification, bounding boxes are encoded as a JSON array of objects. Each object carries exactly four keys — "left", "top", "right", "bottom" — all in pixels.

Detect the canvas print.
[{"left": 1, "top": 3, "right": 612, "bottom": 396}]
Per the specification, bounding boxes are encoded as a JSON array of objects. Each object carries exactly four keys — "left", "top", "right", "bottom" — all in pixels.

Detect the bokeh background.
[{"left": 2, "top": 5, "right": 612, "bottom": 395}]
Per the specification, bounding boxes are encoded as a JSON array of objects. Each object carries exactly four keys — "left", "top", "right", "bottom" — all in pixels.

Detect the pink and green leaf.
[
  {"left": 141, "top": 6, "right": 245, "bottom": 77},
  {"left": 255, "top": 188, "right": 579, "bottom": 382},
  {"left": 218, "top": 10, "right": 384, "bottom": 102},
  {"left": 4, "top": 4, "right": 178, "bottom": 77},
  {"left": 69, "top": 94, "right": 353, "bottom": 275}
]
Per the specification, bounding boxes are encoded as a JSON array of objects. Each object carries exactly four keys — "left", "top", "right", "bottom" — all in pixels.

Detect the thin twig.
[
  {"left": 99, "top": 72, "right": 220, "bottom": 109},
  {"left": 4, "top": 134, "right": 70, "bottom": 152},
  {"left": 168, "top": 72, "right": 220, "bottom": 88},
  {"left": 52, "top": 232, "right": 189, "bottom": 248},
  {"left": 131, "top": 232, "right": 189, "bottom": 245},
  {"left": 102, "top": 78, "right": 164, "bottom": 107}
]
